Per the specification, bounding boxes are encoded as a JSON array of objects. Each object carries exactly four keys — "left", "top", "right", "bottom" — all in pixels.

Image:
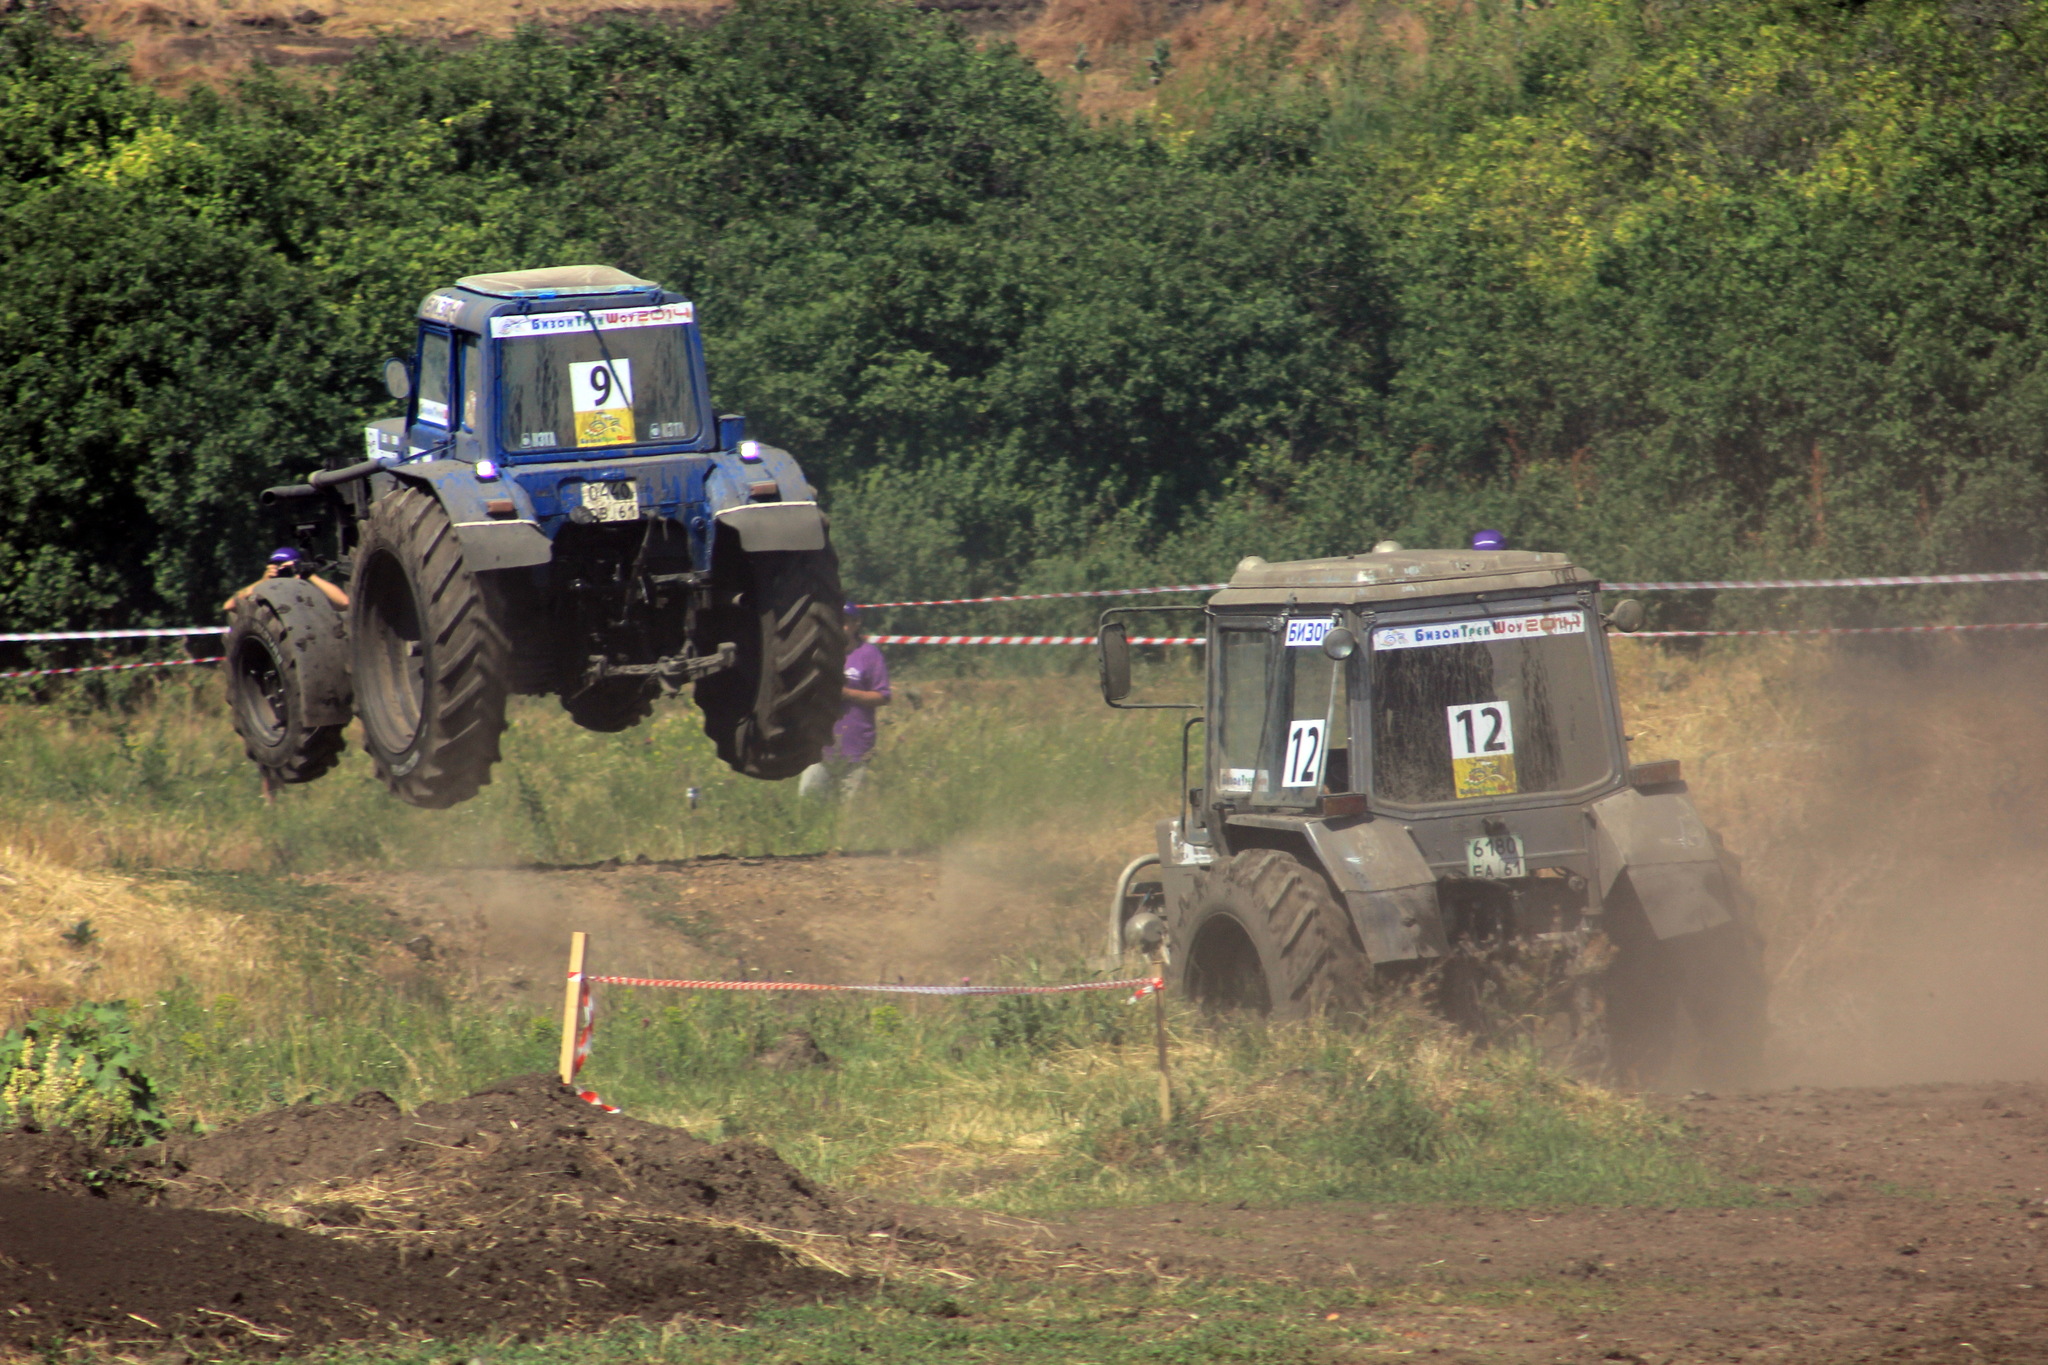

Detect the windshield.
[
  {"left": 1212, "top": 617, "right": 1351, "bottom": 808},
  {"left": 1369, "top": 608, "right": 1612, "bottom": 806},
  {"left": 496, "top": 317, "right": 700, "bottom": 453}
]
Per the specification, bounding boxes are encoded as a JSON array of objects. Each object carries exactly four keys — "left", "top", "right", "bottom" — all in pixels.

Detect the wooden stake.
[
  {"left": 558, "top": 931, "right": 589, "bottom": 1086},
  {"left": 1150, "top": 952, "right": 1172, "bottom": 1125}
]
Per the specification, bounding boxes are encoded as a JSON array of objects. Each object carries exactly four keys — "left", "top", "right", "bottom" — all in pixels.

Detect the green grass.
[
  {"left": 0, "top": 667, "right": 1186, "bottom": 872},
  {"left": 115, "top": 873, "right": 1737, "bottom": 1214},
  {"left": 238, "top": 1278, "right": 1388, "bottom": 1365}
]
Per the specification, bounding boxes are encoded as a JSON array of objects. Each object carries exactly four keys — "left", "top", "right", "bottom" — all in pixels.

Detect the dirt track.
[
  {"left": 922, "top": 1082, "right": 2048, "bottom": 1363},
  {"left": 7, "top": 855, "right": 2048, "bottom": 1360}
]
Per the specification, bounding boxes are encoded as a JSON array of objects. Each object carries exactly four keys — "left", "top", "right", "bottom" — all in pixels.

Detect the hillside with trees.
[{"left": 7, "top": 0, "right": 2048, "bottom": 632}]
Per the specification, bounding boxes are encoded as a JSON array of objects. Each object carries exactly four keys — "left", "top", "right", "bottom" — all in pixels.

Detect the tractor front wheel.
[
  {"left": 224, "top": 578, "right": 351, "bottom": 785},
  {"left": 1169, "top": 849, "right": 1368, "bottom": 1021},
  {"left": 350, "top": 486, "right": 509, "bottom": 809},
  {"left": 694, "top": 547, "right": 844, "bottom": 780}
]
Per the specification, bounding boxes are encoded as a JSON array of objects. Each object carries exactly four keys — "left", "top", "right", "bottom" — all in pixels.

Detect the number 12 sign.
[
  {"left": 1446, "top": 701, "right": 1518, "bottom": 799},
  {"left": 1283, "top": 718, "right": 1327, "bottom": 790}
]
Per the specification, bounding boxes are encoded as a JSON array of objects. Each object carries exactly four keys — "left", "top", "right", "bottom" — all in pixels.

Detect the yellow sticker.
[
  {"left": 1447, "top": 701, "right": 1518, "bottom": 799},
  {"left": 570, "top": 359, "right": 635, "bottom": 448},
  {"left": 1452, "top": 753, "right": 1518, "bottom": 799}
]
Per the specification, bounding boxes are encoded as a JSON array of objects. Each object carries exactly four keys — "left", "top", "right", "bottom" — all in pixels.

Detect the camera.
[{"left": 272, "top": 560, "right": 301, "bottom": 578}]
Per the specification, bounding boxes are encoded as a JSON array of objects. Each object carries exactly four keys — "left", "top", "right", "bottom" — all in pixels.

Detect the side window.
[
  {"left": 457, "top": 334, "right": 482, "bottom": 433},
  {"left": 416, "top": 331, "right": 453, "bottom": 428}
]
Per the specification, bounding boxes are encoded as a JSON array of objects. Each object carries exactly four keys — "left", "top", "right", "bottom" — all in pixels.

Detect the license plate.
[
  {"left": 1465, "top": 835, "right": 1525, "bottom": 879},
  {"left": 581, "top": 479, "right": 640, "bottom": 523}
]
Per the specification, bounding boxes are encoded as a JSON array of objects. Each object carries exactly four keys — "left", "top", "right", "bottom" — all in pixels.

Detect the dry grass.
[{"left": 0, "top": 844, "right": 272, "bottom": 1030}]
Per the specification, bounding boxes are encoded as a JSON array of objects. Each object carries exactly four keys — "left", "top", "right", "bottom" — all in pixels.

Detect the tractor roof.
[
  {"left": 454, "top": 265, "right": 658, "bottom": 298},
  {"left": 1210, "top": 549, "right": 1597, "bottom": 608}
]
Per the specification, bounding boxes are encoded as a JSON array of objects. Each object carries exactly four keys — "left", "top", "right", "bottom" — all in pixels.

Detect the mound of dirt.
[{"left": 0, "top": 1074, "right": 863, "bottom": 1354}]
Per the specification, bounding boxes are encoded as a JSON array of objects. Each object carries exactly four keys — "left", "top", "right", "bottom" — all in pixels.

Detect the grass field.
[{"left": 12, "top": 633, "right": 2020, "bottom": 1220}]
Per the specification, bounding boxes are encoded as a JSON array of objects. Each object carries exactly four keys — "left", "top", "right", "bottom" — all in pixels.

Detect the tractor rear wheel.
[
  {"left": 560, "top": 677, "right": 658, "bottom": 733},
  {"left": 224, "top": 578, "right": 351, "bottom": 785},
  {"left": 1604, "top": 858, "right": 1767, "bottom": 1089},
  {"left": 1168, "top": 849, "right": 1368, "bottom": 1021},
  {"left": 350, "top": 486, "right": 509, "bottom": 809},
  {"left": 694, "top": 547, "right": 844, "bottom": 780}
]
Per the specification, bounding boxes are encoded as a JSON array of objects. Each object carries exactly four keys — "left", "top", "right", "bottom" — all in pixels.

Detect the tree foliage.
[{"left": 7, "top": 0, "right": 2048, "bottom": 630}]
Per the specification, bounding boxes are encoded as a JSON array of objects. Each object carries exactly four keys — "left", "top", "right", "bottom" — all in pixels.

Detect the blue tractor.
[{"left": 229, "top": 265, "right": 845, "bottom": 808}]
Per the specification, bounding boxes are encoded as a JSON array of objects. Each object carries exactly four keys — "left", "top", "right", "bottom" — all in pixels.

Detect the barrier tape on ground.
[
  {"left": 583, "top": 972, "right": 1164, "bottom": 997},
  {"left": 0, "top": 656, "right": 223, "bottom": 680},
  {"left": 563, "top": 938, "right": 1167, "bottom": 1116}
]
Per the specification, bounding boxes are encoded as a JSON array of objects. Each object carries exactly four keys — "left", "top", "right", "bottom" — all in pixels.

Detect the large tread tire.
[
  {"left": 349, "top": 486, "right": 509, "bottom": 809},
  {"left": 224, "top": 579, "right": 351, "bottom": 785},
  {"left": 694, "top": 547, "right": 844, "bottom": 780},
  {"left": 1168, "top": 849, "right": 1368, "bottom": 1021},
  {"left": 560, "top": 678, "right": 658, "bottom": 734}
]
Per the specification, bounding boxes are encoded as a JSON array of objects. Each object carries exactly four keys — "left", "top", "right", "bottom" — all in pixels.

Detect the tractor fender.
[
  {"left": 388, "top": 460, "right": 553, "bottom": 572},
  {"left": 1589, "top": 787, "right": 1733, "bottom": 939},
  {"left": 1302, "top": 819, "right": 1450, "bottom": 964},
  {"left": 713, "top": 502, "right": 829, "bottom": 553}
]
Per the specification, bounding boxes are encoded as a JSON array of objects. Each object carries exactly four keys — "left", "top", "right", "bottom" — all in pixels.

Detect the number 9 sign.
[{"left": 570, "top": 359, "right": 636, "bottom": 447}]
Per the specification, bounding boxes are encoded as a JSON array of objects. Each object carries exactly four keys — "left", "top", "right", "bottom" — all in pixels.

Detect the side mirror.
[
  {"left": 382, "top": 358, "right": 412, "bottom": 401},
  {"left": 1606, "top": 598, "right": 1645, "bottom": 633},
  {"left": 1099, "top": 622, "right": 1132, "bottom": 703},
  {"left": 1321, "top": 626, "right": 1356, "bottom": 660}
]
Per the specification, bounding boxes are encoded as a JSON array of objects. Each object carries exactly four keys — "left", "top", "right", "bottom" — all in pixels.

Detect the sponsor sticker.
[
  {"left": 1218, "top": 767, "right": 1257, "bottom": 794},
  {"left": 420, "top": 292, "right": 464, "bottom": 323},
  {"left": 1446, "top": 700, "right": 1517, "bottom": 799},
  {"left": 489, "top": 303, "right": 694, "bottom": 339},
  {"left": 416, "top": 397, "right": 450, "bottom": 427},
  {"left": 570, "top": 359, "right": 634, "bottom": 447},
  {"left": 1284, "top": 617, "right": 1336, "bottom": 648},
  {"left": 1373, "top": 610, "right": 1585, "bottom": 652}
]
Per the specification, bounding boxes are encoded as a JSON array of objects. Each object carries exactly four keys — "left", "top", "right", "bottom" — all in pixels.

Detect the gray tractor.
[{"left": 1099, "top": 546, "right": 1765, "bottom": 1087}]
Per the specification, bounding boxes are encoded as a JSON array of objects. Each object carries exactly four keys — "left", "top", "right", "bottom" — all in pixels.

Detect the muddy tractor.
[
  {"left": 1098, "top": 547, "right": 1765, "bottom": 1085},
  {"left": 227, "top": 265, "right": 843, "bottom": 808}
]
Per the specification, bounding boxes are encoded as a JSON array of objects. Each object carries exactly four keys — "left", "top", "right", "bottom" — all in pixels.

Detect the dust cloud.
[{"left": 1710, "top": 642, "right": 2048, "bottom": 1087}]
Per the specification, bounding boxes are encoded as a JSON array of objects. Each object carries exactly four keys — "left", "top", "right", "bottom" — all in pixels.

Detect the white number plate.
[
  {"left": 581, "top": 479, "right": 640, "bottom": 523},
  {"left": 1465, "top": 835, "right": 1526, "bottom": 879}
]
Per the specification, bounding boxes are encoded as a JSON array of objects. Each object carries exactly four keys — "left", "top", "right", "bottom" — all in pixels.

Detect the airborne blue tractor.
[{"left": 227, "top": 265, "right": 845, "bottom": 808}]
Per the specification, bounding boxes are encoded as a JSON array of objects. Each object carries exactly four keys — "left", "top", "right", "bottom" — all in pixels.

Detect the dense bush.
[{"left": 7, "top": 0, "right": 2048, "bottom": 631}]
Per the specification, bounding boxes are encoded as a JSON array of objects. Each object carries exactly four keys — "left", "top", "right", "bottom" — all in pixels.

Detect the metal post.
[{"left": 1151, "top": 952, "right": 1172, "bottom": 1125}]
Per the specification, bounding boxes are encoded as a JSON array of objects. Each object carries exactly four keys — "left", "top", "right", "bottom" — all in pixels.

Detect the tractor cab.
[{"left": 1097, "top": 546, "right": 1764, "bottom": 1087}]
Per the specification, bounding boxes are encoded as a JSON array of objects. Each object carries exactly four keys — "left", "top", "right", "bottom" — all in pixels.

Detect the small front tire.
[{"left": 224, "top": 578, "right": 351, "bottom": 785}]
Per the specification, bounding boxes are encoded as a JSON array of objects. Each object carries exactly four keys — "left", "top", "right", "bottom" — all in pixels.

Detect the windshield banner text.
[
  {"left": 1372, "top": 611, "right": 1585, "bottom": 652},
  {"left": 490, "top": 303, "right": 694, "bottom": 339}
]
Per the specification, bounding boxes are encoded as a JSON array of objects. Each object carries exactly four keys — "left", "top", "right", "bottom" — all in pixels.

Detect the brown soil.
[
  {"left": 329, "top": 849, "right": 1084, "bottom": 1004},
  {"left": 0, "top": 1073, "right": 863, "bottom": 1355},
  {"left": 914, "top": 1081, "right": 2048, "bottom": 1363}
]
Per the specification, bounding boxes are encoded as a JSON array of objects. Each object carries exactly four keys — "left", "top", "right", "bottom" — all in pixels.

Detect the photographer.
[{"left": 223, "top": 547, "right": 348, "bottom": 614}]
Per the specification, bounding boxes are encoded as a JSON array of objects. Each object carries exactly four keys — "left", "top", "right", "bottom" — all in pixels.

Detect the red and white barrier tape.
[
  {"left": 10, "top": 569, "right": 2048, "bottom": 644},
  {"left": 858, "top": 568, "right": 2048, "bottom": 610},
  {"left": 868, "top": 634, "right": 1201, "bottom": 646},
  {"left": 862, "top": 584, "right": 1223, "bottom": 608},
  {"left": 0, "top": 656, "right": 222, "bottom": 680},
  {"left": 1607, "top": 570, "right": 2048, "bottom": 592},
  {"left": 0, "top": 627, "right": 227, "bottom": 643},
  {"left": 585, "top": 972, "right": 1163, "bottom": 997},
  {"left": 1637, "top": 621, "right": 2048, "bottom": 639}
]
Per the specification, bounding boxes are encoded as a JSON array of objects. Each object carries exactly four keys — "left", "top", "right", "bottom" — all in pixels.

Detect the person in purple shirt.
[{"left": 799, "top": 604, "right": 890, "bottom": 800}]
